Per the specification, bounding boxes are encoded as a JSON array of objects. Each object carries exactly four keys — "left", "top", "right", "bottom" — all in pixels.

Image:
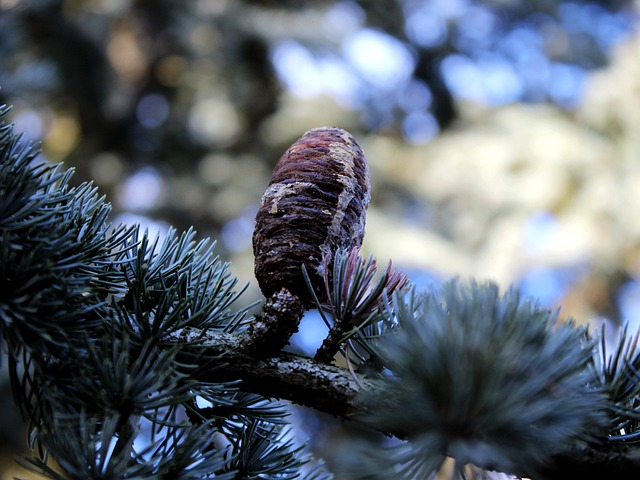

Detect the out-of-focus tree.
[{"left": 0, "top": 0, "right": 634, "bottom": 235}]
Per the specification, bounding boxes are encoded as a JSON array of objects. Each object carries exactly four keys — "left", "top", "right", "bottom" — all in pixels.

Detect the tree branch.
[
  {"left": 164, "top": 327, "right": 387, "bottom": 419},
  {"left": 163, "top": 326, "right": 640, "bottom": 479}
]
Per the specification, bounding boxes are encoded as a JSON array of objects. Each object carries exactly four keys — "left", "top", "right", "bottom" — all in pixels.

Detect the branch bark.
[
  {"left": 164, "top": 327, "right": 387, "bottom": 419},
  {"left": 163, "top": 326, "right": 640, "bottom": 479}
]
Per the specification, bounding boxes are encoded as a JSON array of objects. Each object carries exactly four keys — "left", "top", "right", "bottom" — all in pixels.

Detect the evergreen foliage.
[
  {"left": 4, "top": 103, "right": 640, "bottom": 478},
  {"left": 0, "top": 104, "right": 324, "bottom": 479},
  {"left": 357, "top": 281, "right": 607, "bottom": 477}
]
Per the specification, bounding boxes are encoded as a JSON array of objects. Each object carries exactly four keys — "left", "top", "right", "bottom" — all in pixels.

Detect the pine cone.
[{"left": 253, "top": 126, "right": 371, "bottom": 305}]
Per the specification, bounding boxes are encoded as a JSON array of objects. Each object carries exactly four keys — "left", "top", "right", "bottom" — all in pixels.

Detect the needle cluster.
[{"left": 0, "top": 105, "right": 326, "bottom": 479}]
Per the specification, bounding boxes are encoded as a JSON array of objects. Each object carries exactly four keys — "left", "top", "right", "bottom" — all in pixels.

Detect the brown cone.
[{"left": 252, "top": 126, "right": 371, "bottom": 305}]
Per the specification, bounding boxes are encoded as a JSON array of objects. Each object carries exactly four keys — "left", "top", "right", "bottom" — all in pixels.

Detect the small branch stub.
[
  {"left": 240, "top": 287, "right": 305, "bottom": 357},
  {"left": 252, "top": 126, "right": 371, "bottom": 306}
]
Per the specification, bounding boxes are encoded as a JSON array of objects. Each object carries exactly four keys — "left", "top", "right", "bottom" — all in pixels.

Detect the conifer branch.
[
  {"left": 162, "top": 327, "right": 387, "bottom": 419},
  {"left": 5, "top": 101, "right": 640, "bottom": 478},
  {"left": 164, "top": 325, "right": 640, "bottom": 479}
]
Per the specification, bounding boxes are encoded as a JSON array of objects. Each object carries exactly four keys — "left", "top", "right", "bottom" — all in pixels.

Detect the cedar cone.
[{"left": 253, "top": 126, "right": 371, "bottom": 305}]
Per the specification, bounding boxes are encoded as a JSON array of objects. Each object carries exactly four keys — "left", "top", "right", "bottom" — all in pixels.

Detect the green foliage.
[
  {"left": 324, "top": 247, "right": 407, "bottom": 326},
  {"left": 114, "top": 227, "right": 248, "bottom": 342},
  {"left": 594, "top": 325, "right": 640, "bottom": 442},
  {"left": 356, "top": 280, "right": 609, "bottom": 477},
  {"left": 0, "top": 104, "right": 323, "bottom": 479},
  {"left": 306, "top": 247, "right": 408, "bottom": 364},
  {"left": 0, "top": 105, "right": 130, "bottom": 353}
]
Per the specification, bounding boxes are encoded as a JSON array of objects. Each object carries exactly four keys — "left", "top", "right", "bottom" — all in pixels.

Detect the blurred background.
[{"left": 1, "top": 0, "right": 640, "bottom": 477}]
